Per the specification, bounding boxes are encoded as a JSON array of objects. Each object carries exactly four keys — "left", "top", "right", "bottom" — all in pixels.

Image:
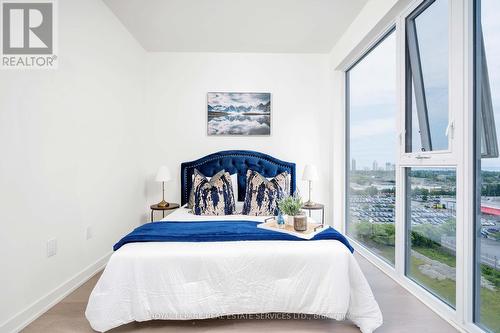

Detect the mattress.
[{"left": 85, "top": 207, "right": 382, "bottom": 332}]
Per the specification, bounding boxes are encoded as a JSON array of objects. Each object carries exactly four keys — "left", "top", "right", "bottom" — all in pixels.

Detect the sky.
[
  {"left": 348, "top": 0, "right": 500, "bottom": 170},
  {"left": 349, "top": 30, "right": 397, "bottom": 170}
]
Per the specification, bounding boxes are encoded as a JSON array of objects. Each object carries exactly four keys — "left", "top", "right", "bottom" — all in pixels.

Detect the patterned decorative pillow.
[
  {"left": 188, "top": 171, "right": 238, "bottom": 209},
  {"left": 193, "top": 169, "right": 236, "bottom": 215},
  {"left": 242, "top": 170, "right": 289, "bottom": 216}
]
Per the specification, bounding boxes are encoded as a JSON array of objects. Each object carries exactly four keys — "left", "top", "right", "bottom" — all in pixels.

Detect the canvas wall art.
[{"left": 207, "top": 92, "right": 271, "bottom": 136}]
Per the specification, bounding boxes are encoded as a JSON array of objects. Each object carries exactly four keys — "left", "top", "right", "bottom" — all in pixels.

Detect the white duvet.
[{"left": 85, "top": 207, "right": 383, "bottom": 332}]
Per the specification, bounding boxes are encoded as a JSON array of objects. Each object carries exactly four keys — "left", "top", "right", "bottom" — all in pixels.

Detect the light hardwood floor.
[{"left": 22, "top": 254, "right": 458, "bottom": 333}]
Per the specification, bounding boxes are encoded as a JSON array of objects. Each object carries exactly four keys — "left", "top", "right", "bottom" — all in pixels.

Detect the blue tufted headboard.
[{"left": 180, "top": 150, "right": 296, "bottom": 206}]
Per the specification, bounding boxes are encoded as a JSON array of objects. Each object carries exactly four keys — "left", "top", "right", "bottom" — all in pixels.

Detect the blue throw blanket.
[{"left": 113, "top": 221, "right": 353, "bottom": 253}]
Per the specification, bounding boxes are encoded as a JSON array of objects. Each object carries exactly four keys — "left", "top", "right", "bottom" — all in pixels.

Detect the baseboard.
[{"left": 0, "top": 251, "right": 112, "bottom": 333}]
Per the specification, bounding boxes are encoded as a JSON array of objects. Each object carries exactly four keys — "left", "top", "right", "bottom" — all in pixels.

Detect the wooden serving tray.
[{"left": 258, "top": 218, "right": 326, "bottom": 240}]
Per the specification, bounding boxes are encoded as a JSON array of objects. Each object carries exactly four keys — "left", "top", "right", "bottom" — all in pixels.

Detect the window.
[
  {"left": 475, "top": 0, "right": 500, "bottom": 331},
  {"left": 344, "top": 0, "right": 500, "bottom": 330},
  {"left": 405, "top": 167, "right": 456, "bottom": 307},
  {"left": 405, "top": 0, "right": 449, "bottom": 152},
  {"left": 401, "top": 0, "right": 458, "bottom": 310},
  {"left": 346, "top": 30, "right": 396, "bottom": 265}
]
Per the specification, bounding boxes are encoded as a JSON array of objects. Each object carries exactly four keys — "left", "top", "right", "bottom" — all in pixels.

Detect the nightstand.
[
  {"left": 302, "top": 203, "right": 325, "bottom": 228},
  {"left": 150, "top": 203, "right": 179, "bottom": 222}
]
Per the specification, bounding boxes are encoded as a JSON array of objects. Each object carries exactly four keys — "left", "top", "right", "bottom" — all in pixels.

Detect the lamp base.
[
  {"left": 304, "top": 200, "right": 316, "bottom": 207},
  {"left": 156, "top": 200, "right": 170, "bottom": 208}
]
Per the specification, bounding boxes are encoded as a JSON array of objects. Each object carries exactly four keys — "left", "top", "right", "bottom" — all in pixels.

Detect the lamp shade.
[
  {"left": 302, "top": 164, "right": 319, "bottom": 181},
  {"left": 155, "top": 166, "right": 171, "bottom": 182}
]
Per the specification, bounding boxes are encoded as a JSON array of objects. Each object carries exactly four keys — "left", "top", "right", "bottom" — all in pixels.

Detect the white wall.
[
  {"left": 144, "top": 53, "right": 333, "bottom": 223},
  {"left": 0, "top": 0, "right": 147, "bottom": 330}
]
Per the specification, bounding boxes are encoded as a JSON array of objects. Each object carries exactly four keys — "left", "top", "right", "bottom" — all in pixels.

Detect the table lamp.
[
  {"left": 302, "top": 164, "right": 319, "bottom": 207},
  {"left": 155, "top": 166, "right": 171, "bottom": 207}
]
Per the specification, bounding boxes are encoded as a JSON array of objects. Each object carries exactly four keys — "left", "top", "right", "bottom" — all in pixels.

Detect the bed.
[{"left": 85, "top": 150, "right": 382, "bottom": 333}]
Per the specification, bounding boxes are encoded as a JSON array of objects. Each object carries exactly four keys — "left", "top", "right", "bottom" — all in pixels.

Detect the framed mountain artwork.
[{"left": 207, "top": 92, "right": 271, "bottom": 136}]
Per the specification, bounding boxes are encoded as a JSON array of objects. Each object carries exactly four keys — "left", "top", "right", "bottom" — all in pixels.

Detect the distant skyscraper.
[
  {"left": 373, "top": 160, "right": 378, "bottom": 171},
  {"left": 352, "top": 159, "right": 356, "bottom": 171},
  {"left": 385, "top": 162, "right": 391, "bottom": 171}
]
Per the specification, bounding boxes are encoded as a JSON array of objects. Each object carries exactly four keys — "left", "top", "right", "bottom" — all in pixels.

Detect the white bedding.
[
  {"left": 157, "top": 203, "right": 264, "bottom": 222},
  {"left": 85, "top": 208, "right": 382, "bottom": 332}
]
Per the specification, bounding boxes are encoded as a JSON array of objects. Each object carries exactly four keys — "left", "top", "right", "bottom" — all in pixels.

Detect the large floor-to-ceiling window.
[
  {"left": 403, "top": 0, "right": 457, "bottom": 309},
  {"left": 343, "top": 0, "right": 500, "bottom": 331},
  {"left": 346, "top": 30, "right": 397, "bottom": 265},
  {"left": 475, "top": 0, "right": 500, "bottom": 331}
]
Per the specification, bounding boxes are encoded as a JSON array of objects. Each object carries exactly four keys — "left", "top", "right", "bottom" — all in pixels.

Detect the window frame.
[
  {"left": 401, "top": 0, "right": 462, "bottom": 311},
  {"left": 472, "top": 0, "right": 500, "bottom": 332},
  {"left": 339, "top": 0, "right": 483, "bottom": 332},
  {"left": 405, "top": 0, "right": 434, "bottom": 152},
  {"left": 401, "top": 0, "right": 457, "bottom": 163},
  {"left": 338, "top": 2, "right": 500, "bottom": 332},
  {"left": 344, "top": 26, "right": 398, "bottom": 267}
]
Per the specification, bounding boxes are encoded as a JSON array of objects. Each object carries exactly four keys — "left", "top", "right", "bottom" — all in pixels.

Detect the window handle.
[
  {"left": 415, "top": 155, "right": 430, "bottom": 160},
  {"left": 445, "top": 121, "right": 455, "bottom": 139},
  {"left": 399, "top": 130, "right": 406, "bottom": 145}
]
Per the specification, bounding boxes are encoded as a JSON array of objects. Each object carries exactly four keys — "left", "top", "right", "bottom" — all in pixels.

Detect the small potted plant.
[{"left": 278, "top": 193, "right": 307, "bottom": 231}]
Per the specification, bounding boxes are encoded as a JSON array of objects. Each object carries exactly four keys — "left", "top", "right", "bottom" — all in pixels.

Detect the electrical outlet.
[
  {"left": 86, "top": 226, "right": 93, "bottom": 240},
  {"left": 47, "top": 238, "right": 57, "bottom": 257}
]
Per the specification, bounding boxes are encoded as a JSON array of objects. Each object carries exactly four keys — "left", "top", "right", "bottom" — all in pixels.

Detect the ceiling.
[{"left": 103, "top": 0, "right": 369, "bottom": 53}]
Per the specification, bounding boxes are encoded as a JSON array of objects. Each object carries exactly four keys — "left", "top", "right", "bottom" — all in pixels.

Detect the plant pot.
[
  {"left": 293, "top": 214, "right": 307, "bottom": 231},
  {"left": 286, "top": 215, "right": 294, "bottom": 226}
]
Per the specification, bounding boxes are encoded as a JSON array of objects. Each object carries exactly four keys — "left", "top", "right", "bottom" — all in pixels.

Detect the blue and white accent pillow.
[
  {"left": 242, "top": 170, "right": 289, "bottom": 216},
  {"left": 193, "top": 169, "right": 236, "bottom": 215}
]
